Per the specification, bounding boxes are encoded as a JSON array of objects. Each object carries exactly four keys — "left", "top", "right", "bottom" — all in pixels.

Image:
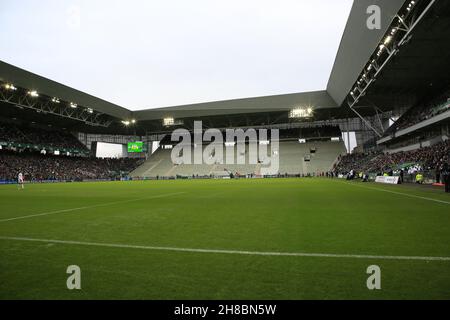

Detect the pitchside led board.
[{"left": 127, "top": 141, "right": 144, "bottom": 153}]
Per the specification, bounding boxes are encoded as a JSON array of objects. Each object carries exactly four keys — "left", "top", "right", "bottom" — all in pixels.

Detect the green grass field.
[{"left": 0, "top": 178, "right": 449, "bottom": 300}]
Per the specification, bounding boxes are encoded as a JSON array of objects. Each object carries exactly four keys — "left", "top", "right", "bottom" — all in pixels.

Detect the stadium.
[{"left": 0, "top": 0, "right": 449, "bottom": 303}]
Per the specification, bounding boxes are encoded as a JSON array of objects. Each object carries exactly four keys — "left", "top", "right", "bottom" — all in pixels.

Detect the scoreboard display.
[{"left": 127, "top": 141, "right": 144, "bottom": 153}]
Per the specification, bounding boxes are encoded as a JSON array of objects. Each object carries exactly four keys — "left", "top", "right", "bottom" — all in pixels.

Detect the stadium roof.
[
  {"left": 353, "top": 0, "right": 450, "bottom": 112},
  {"left": 133, "top": 90, "right": 337, "bottom": 121},
  {"left": 3, "top": 0, "right": 449, "bottom": 134},
  {"left": 0, "top": 60, "right": 131, "bottom": 120},
  {"left": 327, "top": 0, "right": 406, "bottom": 106}
]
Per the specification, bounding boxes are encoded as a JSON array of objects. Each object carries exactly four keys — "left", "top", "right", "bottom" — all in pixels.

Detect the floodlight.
[
  {"left": 4, "top": 83, "right": 17, "bottom": 91},
  {"left": 163, "top": 117, "right": 175, "bottom": 126},
  {"left": 28, "top": 90, "right": 39, "bottom": 97},
  {"left": 384, "top": 36, "right": 393, "bottom": 45}
]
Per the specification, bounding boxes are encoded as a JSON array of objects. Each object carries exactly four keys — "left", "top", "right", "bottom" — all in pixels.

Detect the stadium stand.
[
  {"left": 0, "top": 122, "right": 144, "bottom": 182},
  {"left": 0, "top": 150, "right": 143, "bottom": 182},
  {"left": 334, "top": 140, "right": 450, "bottom": 176},
  {"left": 384, "top": 90, "right": 450, "bottom": 134},
  {"left": 0, "top": 122, "right": 88, "bottom": 154},
  {"left": 130, "top": 127, "right": 346, "bottom": 178}
]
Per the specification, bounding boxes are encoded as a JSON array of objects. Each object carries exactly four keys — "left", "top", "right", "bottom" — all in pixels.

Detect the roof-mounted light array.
[
  {"left": 27, "top": 90, "right": 39, "bottom": 98},
  {"left": 407, "top": 0, "right": 416, "bottom": 11},
  {"left": 163, "top": 117, "right": 175, "bottom": 126},
  {"left": 349, "top": 0, "right": 419, "bottom": 107},
  {"left": 121, "top": 119, "right": 137, "bottom": 126},
  {"left": 289, "top": 107, "right": 313, "bottom": 119},
  {"left": 3, "top": 83, "right": 17, "bottom": 91},
  {"left": 0, "top": 81, "right": 112, "bottom": 128},
  {"left": 0, "top": 81, "right": 106, "bottom": 119}
]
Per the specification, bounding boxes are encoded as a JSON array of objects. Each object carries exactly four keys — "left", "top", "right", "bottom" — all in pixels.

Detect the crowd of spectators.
[
  {"left": 390, "top": 96, "right": 450, "bottom": 133},
  {"left": 334, "top": 140, "right": 450, "bottom": 175},
  {"left": 0, "top": 150, "right": 144, "bottom": 181},
  {"left": 333, "top": 151, "right": 382, "bottom": 175},
  {"left": 0, "top": 123, "right": 87, "bottom": 151}
]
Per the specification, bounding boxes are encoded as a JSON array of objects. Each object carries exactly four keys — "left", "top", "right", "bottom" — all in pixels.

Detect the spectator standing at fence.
[
  {"left": 441, "top": 163, "right": 450, "bottom": 193},
  {"left": 436, "top": 165, "right": 441, "bottom": 184}
]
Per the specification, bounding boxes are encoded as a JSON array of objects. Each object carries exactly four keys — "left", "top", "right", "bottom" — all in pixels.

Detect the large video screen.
[{"left": 127, "top": 141, "right": 144, "bottom": 153}]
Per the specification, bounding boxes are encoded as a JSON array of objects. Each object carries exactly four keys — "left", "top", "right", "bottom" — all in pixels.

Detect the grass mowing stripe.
[
  {"left": 339, "top": 181, "right": 450, "bottom": 205},
  {"left": 1, "top": 236, "right": 450, "bottom": 262},
  {"left": 0, "top": 192, "right": 186, "bottom": 223}
]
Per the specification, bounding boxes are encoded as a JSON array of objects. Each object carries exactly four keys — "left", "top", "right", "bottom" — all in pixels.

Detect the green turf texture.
[{"left": 0, "top": 178, "right": 449, "bottom": 300}]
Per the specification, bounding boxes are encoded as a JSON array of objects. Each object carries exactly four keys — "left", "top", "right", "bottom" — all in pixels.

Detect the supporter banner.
[{"left": 375, "top": 176, "right": 399, "bottom": 185}]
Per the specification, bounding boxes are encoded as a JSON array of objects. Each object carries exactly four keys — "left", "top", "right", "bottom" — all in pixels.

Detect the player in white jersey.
[{"left": 18, "top": 172, "right": 24, "bottom": 189}]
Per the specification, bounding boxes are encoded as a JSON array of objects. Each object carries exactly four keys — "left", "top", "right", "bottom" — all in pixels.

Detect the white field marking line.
[
  {"left": 0, "top": 192, "right": 186, "bottom": 223},
  {"left": 339, "top": 181, "right": 450, "bottom": 205},
  {"left": 0, "top": 236, "right": 449, "bottom": 262}
]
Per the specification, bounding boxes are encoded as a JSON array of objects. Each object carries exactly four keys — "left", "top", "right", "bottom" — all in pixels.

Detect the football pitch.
[{"left": 0, "top": 178, "right": 449, "bottom": 300}]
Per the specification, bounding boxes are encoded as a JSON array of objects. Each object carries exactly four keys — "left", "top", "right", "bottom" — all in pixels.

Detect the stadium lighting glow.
[
  {"left": 131, "top": 119, "right": 136, "bottom": 124},
  {"left": 4, "top": 83, "right": 17, "bottom": 91},
  {"left": 70, "top": 102, "right": 78, "bottom": 108},
  {"left": 407, "top": 1, "right": 415, "bottom": 11},
  {"left": 27, "top": 90, "right": 39, "bottom": 97},
  {"left": 384, "top": 36, "right": 393, "bottom": 45},
  {"left": 51, "top": 97, "right": 60, "bottom": 103},
  {"left": 163, "top": 117, "right": 175, "bottom": 126},
  {"left": 87, "top": 108, "right": 94, "bottom": 114},
  {"left": 289, "top": 107, "right": 313, "bottom": 119},
  {"left": 122, "top": 120, "right": 131, "bottom": 126}
]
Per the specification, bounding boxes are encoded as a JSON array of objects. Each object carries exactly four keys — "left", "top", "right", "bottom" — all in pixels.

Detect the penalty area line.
[
  {"left": 0, "top": 236, "right": 449, "bottom": 262},
  {"left": 0, "top": 192, "right": 186, "bottom": 223}
]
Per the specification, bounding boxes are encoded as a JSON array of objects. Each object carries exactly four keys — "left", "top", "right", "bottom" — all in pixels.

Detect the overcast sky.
[{"left": 0, "top": 0, "right": 353, "bottom": 110}]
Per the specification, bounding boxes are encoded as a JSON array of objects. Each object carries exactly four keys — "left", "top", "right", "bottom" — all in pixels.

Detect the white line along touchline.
[
  {"left": 341, "top": 181, "right": 450, "bottom": 205},
  {"left": 0, "top": 192, "right": 186, "bottom": 223},
  {"left": 0, "top": 236, "right": 449, "bottom": 262}
]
